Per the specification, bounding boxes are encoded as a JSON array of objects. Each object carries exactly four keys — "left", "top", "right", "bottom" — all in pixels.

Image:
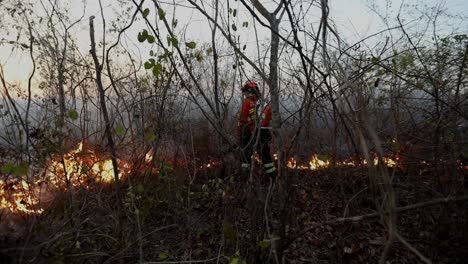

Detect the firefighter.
[{"left": 237, "top": 80, "right": 276, "bottom": 178}]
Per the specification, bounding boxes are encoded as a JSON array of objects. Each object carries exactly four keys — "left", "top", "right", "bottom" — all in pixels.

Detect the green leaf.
[
  {"left": 12, "top": 162, "right": 28, "bottom": 176},
  {"left": 206, "top": 47, "right": 213, "bottom": 56},
  {"left": 158, "top": 8, "right": 165, "bottom": 20},
  {"left": 147, "top": 35, "right": 155, "bottom": 44},
  {"left": 137, "top": 32, "right": 144, "bottom": 42},
  {"left": 158, "top": 252, "right": 169, "bottom": 260},
  {"left": 137, "top": 31, "right": 146, "bottom": 42},
  {"left": 144, "top": 61, "right": 153, "bottom": 69},
  {"left": 233, "top": 9, "right": 237, "bottom": 17},
  {"left": 172, "top": 18, "right": 178, "bottom": 28},
  {"left": 149, "top": 50, "right": 154, "bottom": 56},
  {"left": 259, "top": 239, "right": 270, "bottom": 249},
  {"left": 231, "top": 24, "right": 237, "bottom": 31},
  {"left": 195, "top": 52, "right": 203, "bottom": 62},
  {"left": 170, "top": 36, "right": 178, "bottom": 47},
  {"left": 68, "top": 109, "right": 78, "bottom": 120},
  {"left": 454, "top": 34, "right": 467, "bottom": 42},
  {"left": 1, "top": 162, "right": 14, "bottom": 174},
  {"left": 185, "top": 41, "right": 196, "bottom": 49},
  {"left": 115, "top": 125, "right": 125, "bottom": 136},
  {"left": 153, "top": 63, "right": 163, "bottom": 76},
  {"left": 228, "top": 253, "right": 245, "bottom": 264},
  {"left": 229, "top": 257, "right": 239, "bottom": 264},
  {"left": 80, "top": 166, "right": 89, "bottom": 174},
  {"left": 142, "top": 8, "right": 150, "bottom": 18},
  {"left": 242, "top": 44, "right": 246, "bottom": 50}
]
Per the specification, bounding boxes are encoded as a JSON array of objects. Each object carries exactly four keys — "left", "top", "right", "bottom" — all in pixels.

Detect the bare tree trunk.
[{"left": 89, "top": 15, "right": 123, "bottom": 234}]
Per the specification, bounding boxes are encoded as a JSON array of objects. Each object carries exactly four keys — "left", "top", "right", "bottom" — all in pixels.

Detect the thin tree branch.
[{"left": 395, "top": 232, "right": 432, "bottom": 264}]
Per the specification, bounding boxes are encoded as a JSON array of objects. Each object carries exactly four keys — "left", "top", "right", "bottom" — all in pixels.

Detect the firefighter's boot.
[{"left": 263, "top": 162, "right": 277, "bottom": 182}]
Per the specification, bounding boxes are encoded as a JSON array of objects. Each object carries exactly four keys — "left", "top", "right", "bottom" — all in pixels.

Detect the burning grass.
[
  {"left": 0, "top": 141, "right": 134, "bottom": 215},
  {"left": 1, "top": 140, "right": 466, "bottom": 216}
]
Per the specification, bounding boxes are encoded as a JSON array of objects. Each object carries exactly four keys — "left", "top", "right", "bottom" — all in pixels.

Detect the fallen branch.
[{"left": 395, "top": 232, "right": 432, "bottom": 264}]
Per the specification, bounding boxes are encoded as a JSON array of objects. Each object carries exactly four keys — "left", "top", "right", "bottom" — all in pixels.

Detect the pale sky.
[{"left": 0, "top": 0, "right": 466, "bottom": 91}]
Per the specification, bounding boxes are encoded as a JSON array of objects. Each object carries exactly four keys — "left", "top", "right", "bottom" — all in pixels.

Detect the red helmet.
[{"left": 241, "top": 80, "right": 258, "bottom": 92}]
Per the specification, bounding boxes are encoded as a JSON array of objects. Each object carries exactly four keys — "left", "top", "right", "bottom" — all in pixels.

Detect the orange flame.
[
  {"left": 46, "top": 141, "right": 128, "bottom": 185},
  {"left": 287, "top": 154, "right": 400, "bottom": 170},
  {"left": 1, "top": 141, "right": 131, "bottom": 214},
  {"left": 0, "top": 179, "right": 44, "bottom": 214}
]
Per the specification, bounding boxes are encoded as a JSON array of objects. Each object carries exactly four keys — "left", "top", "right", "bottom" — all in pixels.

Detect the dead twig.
[{"left": 395, "top": 232, "right": 432, "bottom": 264}]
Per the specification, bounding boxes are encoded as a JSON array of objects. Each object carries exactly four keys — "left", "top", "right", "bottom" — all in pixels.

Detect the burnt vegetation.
[{"left": 0, "top": 0, "right": 467, "bottom": 263}]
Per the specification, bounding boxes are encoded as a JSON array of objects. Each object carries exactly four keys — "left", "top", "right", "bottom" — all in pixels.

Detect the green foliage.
[
  {"left": 157, "top": 159, "right": 172, "bottom": 177},
  {"left": 158, "top": 49, "right": 173, "bottom": 61},
  {"left": 137, "top": 30, "right": 148, "bottom": 42},
  {"left": 158, "top": 252, "right": 170, "bottom": 261},
  {"left": 153, "top": 63, "right": 163, "bottom": 76},
  {"left": 68, "top": 109, "right": 78, "bottom": 120},
  {"left": 1, "top": 162, "right": 14, "bottom": 174},
  {"left": 242, "top": 21, "right": 249, "bottom": 27},
  {"left": 168, "top": 36, "right": 178, "bottom": 47},
  {"left": 144, "top": 61, "right": 153, "bottom": 69},
  {"left": 136, "top": 29, "right": 156, "bottom": 44},
  {"left": 231, "top": 24, "right": 237, "bottom": 31},
  {"left": 12, "top": 162, "right": 29, "bottom": 176},
  {"left": 80, "top": 165, "right": 89, "bottom": 174},
  {"left": 158, "top": 8, "right": 165, "bottom": 20},
  {"left": 258, "top": 236, "right": 279, "bottom": 250},
  {"left": 259, "top": 239, "right": 270, "bottom": 249},
  {"left": 147, "top": 35, "right": 155, "bottom": 44},
  {"left": 143, "top": 58, "right": 163, "bottom": 76},
  {"left": 194, "top": 51, "right": 203, "bottom": 62},
  {"left": 453, "top": 34, "right": 467, "bottom": 42},
  {"left": 115, "top": 124, "right": 125, "bottom": 136},
  {"left": 185, "top": 41, "right": 196, "bottom": 49},
  {"left": 142, "top": 8, "right": 150, "bottom": 18},
  {"left": 228, "top": 252, "right": 246, "bottom": 264},
  {"left": 123, "top": 157, "right": 177, "bottom": 223}
]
